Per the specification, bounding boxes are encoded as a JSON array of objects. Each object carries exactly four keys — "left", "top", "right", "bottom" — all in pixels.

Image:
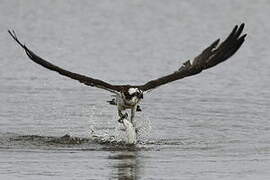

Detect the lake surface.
[{"left": 0, "top": 0, "right": 269, "bottom": 179}]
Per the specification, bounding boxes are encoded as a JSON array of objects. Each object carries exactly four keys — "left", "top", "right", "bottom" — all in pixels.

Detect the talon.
[
  {"left": 123, "top": 113, "right": 128, "bottom": 118},
  {"left": 118, "top": 118, "right": 123, "bottom": 123},
  {"left": 136, "top": 105, "right": 142, "bottom": 112},
  {"left": 118, "top": 113, "right": 128, "bottom": 123}
]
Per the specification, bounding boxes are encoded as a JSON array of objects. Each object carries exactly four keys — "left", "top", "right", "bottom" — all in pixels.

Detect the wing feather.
[
  {"left": 138, "top": 23, "right": 246, "bottom": 91},
  {"left": 8, "top": 30, "right": 122, "bottom": 93}
]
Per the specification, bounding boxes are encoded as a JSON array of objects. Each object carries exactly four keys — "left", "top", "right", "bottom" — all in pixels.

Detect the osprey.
[{"left": 8, "top": 23, "right": 246, "bottom": 128}]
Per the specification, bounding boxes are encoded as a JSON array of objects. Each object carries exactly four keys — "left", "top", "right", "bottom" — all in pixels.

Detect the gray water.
[{"left": 0, "top": 0, "right": 270, "bottom": 179}]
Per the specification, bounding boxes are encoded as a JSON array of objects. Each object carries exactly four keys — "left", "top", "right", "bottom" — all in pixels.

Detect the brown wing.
[
  {"left": 138, "top": 23, "right": 247, "bottom": 91},
  {"left": 8, "top": 30, "right": 122, "bottom": 93}
]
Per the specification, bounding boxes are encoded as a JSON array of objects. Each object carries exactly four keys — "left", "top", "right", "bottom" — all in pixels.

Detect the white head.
[
  {"left": 123, "top": 88, "right": 143, "bottom": 104},
  {"left": 128, "top": 88, "right": 138, "bottom": 95}
]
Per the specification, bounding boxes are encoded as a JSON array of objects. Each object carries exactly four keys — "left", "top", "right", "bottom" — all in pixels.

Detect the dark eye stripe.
[{"left": 124, "top": 92, "right": 132, "bottom": 99}]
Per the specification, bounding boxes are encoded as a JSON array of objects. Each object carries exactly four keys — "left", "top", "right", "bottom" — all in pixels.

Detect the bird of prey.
[{"left": 8, "top": 23, "right": 246, "bottom": 128}]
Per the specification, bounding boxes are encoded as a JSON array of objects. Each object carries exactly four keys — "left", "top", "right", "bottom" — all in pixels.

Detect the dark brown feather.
[
  {"left": 138, "top": 23, "right": 246, "bottom": 91},
  {"left": 8, "top": 30, "right": 122, "bottom": 93}
]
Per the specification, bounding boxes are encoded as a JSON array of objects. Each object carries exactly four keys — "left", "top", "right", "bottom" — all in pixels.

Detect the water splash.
[
  {"left": 122, "top": 119, "right": 137, "bottom": 144},
  {"left": 88, "top": 106, "right": 152, "bottom": 145}
]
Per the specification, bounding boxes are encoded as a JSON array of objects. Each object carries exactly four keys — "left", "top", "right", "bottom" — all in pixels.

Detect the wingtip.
[
  {"left": 235, "top": 23, "right": 245, "bottom": 29},
  {"left": 8, "top": 29, "right": 17, "bottom": 40},
  {"left": 237, "top": 22, "right": 247, "bottom": 40},
  {"left": 232, "top": 25, "right": 238, "bottom": 33},
  {"left": 241, "top": 33, "right": 247, "bottom": 40},
  {"left": 238, "top": 22, "right": 245, "bottom": 31},
  {"left": 8, "top": 29, "right": 14, "bottom": 37},
  {"left": 239, "top": 23, "right": 245, "bottom": 30},
  {"left": 231, "top": 23, "right": 245, "bottom": 35},
  {"left": 240, "top": 22, "right": 245, "bottom": 27},
  {"left": 8, "top": 29, "right": 27, "bottom": 49}
]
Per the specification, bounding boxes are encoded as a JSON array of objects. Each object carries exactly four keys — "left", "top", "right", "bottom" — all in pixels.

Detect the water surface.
[{"left": 0, "top": 0, "right": 269, "bottom": 179}]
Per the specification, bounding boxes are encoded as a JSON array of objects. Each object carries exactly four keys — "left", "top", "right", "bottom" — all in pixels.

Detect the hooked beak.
[{"left": 139, "top": 93, "right": 143, "bottom": 99}]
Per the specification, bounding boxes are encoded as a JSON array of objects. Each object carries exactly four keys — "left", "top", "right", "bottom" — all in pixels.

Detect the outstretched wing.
[
  {"left": 138, "top": 23, "right": 247, "bottom": 92},
  {"left": 8, "top": 30, "right": 122, "bottom": 93}
]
